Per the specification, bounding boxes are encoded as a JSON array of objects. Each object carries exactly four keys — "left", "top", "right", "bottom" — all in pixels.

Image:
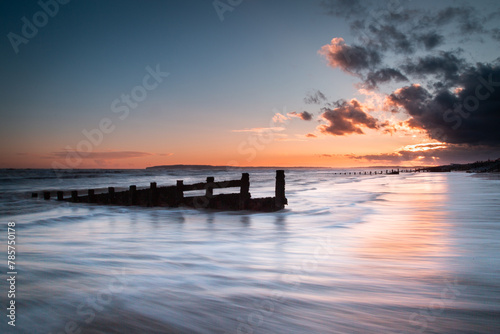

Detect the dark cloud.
[
  {"left": 364, "top": 68, "right": 408, "bottom": 89},
  {"left": 367, "top": 23, "right": 414, "bottom": 54},
  {"left": 315, "top": 0, "right": 500, "bottom": 152},
  {"left": 319, "top": 99, "right": 381, "bottom": 136},
  {"left": 323, "top": 1, "right": 498, "bottom": 55},
  {"left": 297, "top": 111, "right": 313, "bottom": 121},
  {"left": 387, "top": 64, "right": 500, "bottom": 146},
  {"left": 387, "top": 84, "right": 432, "bottom": 116},
  {"left": 401, "top": 51, "right": 466, "bottom": 85},
  {"left": 346, "top": 144, "right": 500, "bottom": 165},
  {"left": 420, "top": 6, "right": 485, "bottom": 34},
  {"left": 319, "top": 38, "right": 382, "bottom": 74},
  {"left": 320, "top": 0, "right": 366, "bottom": 18},
  {"left": 304, "top": 90, "right": 327, "bottom": 104},
  {"left": 415, "top": 32, "right": 444, "bottom": 50},
  {"left": 346, "top": 143, "right": 448, "bottom": 164},
  {"left": 492, "top": 28, "right": 500, "bottom": 41},
  {"left": 346, "top": 152, "right": 410, "bottom": 163},
  {"left": 287, "top": 111, "right": 313, "bottom": 121}
]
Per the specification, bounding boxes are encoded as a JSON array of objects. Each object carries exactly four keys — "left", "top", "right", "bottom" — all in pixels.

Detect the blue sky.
[{"left": 1, "top": 0, "right": 499, "bottom": 168}]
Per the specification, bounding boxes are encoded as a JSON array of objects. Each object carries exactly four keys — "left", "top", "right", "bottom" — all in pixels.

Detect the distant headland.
[{"left": 425, "top": 158, "right": 500, "bottom": 173}]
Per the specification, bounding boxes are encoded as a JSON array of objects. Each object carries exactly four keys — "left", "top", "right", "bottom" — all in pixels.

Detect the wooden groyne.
[
  {"left": 34, "top": 170, "right": 288, "bottom": 212},
  {"left": 333, "top": 169, "right": 413, "bottom": 175}
]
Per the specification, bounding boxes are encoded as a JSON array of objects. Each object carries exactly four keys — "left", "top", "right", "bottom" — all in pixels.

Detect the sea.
[{"left": 0, "top": 168, "right": 499, "bottom": 334}]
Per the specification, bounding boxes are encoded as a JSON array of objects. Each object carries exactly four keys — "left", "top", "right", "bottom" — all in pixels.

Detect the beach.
[{"left": 1, "top": 169, "right": 499, "bottom": 333}]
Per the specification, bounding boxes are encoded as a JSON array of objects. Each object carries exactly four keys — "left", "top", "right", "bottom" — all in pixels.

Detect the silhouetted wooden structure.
[{"left": 36, "top": 170, "right": 287, "bottom": 212}]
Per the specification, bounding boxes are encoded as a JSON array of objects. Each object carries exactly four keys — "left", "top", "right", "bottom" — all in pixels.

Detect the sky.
[{"left": 1, "top": 0, "right": 500, "bottom": 168}]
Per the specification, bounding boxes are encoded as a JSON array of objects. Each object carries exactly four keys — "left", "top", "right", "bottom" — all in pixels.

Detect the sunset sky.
[{"left": 1, "top": 0, "right": 500, "bottom": 168}]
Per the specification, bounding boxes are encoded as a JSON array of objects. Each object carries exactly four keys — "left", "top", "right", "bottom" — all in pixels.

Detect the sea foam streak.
[{"left": 0, "top": 169, "right": 499, "bottom": 333}]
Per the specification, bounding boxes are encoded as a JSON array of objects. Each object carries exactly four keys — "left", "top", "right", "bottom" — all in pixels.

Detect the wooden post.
[
  {"left": 275, "top": 170, "right": 286, "bottom": 210},
  {"left": 149, "top": 182, "right": 157, "bottom": 206},
  {"left": 239, "top": 173, "right": 250, "bottom": 210},
  {"left": 206, "top": 177, "right": 215, "bottom": 197},
  {"left": 129, "top": 185, "right": 137, "bottom": 205},
  {"left": 88, "top": 189, "right": 95, "bottom": 203},
  {"left": 71, "top": 191, "right": 78, "bottom": 202},
  {"left": 43, "top": 192, "right": 50, "bottom": 200},
  {"left": 108, "top": 187, "right": 115, "bottom": 204},
  {"left": 176, "top": 180, "right": 184, "bottom": 206},
  {"left": 57, "top": 191, "right": 64, "bottom": 201}
]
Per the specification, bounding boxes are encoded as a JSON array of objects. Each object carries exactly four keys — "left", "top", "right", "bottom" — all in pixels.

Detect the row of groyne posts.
[
  {"left": 33, "top": 170, "right": 287, "bottom": 212},
  {"left": 333, "top": 168, "right": 420, "bottom": 175}
]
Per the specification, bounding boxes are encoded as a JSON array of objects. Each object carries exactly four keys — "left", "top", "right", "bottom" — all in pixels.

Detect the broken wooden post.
[
  {"left": 239, "top": 173, "right": 250, "bottom": 210},
  {"left": 129, "top": 185, "right": 137, "bottom": 205},
  {"left": 149, "top": 182, "right": 157, "bottom": 206},
  {"left": 108, "top": 187, "right": 115, "bottom": 204},
  {"left": 176, "top": 180, "right": 184, "bottom": 206},
  {"left": 71, "top": 191, "right": 78, "bottom": 202},
  {"left": 206, "top": 177, "right": 214, "bottom": 198},
  {"left": 88, "top": 189, "right": 95, "bottom": 203},
  {"left": 275, "top": 170, "right": 286, "bottom": 210},
  {"left": 57, "top": 191, "right": 64, "bottom": 201},
  {"left": 43, "top": 192, "right": 50, "bottom": 200}
]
